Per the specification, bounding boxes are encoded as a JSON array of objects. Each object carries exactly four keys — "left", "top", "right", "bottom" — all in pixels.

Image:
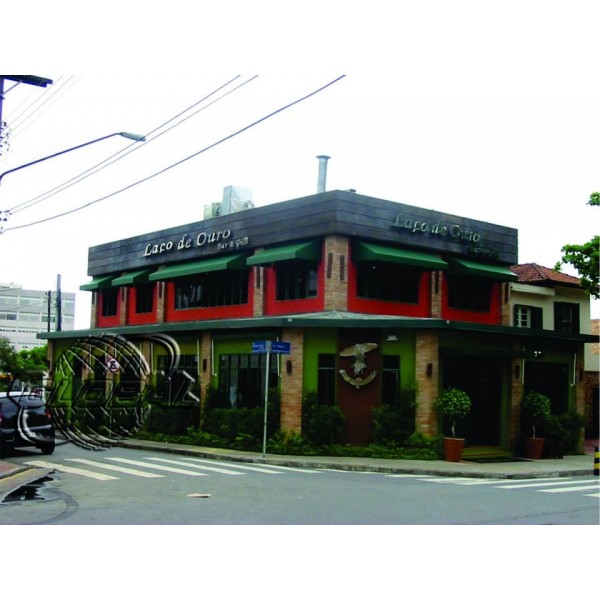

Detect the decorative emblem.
[{"left": 338, "top": 342, "right": 378, "bottom": 389}]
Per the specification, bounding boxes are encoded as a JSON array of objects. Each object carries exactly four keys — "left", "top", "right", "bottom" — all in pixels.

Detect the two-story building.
[{"left": 39, "top": 190, "right": 596, "bottom": 452}]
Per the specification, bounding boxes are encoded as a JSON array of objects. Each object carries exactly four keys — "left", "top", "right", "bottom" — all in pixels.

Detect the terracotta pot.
[
  {"left": 525, "top": 437, "right": 545, "bottom": 460},
  {"left": 443, "top": 437, "right": 465, "bottom": 462}
]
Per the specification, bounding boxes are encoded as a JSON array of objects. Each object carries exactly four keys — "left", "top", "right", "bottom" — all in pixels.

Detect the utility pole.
[
  {"left": 56, "top": 274, "right": 62, "bottom": 332},
  {"left": 46, "top": 290, "right": 52, "bottom": 332}
]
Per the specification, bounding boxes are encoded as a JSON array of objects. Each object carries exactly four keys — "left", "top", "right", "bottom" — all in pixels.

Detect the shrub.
[
  {"left": 435, "top": 388, "right": 471, "bottom": 438},
  {"left": 372, "top": 387, "right": 416, "bottom": 444},
  {"left": 143, "top": 405, "right": 199, "bottom": 436},
  {"left": 541, "top": 411, "right": 586, "bottom": 456},
  {"left": 521, "top": 391, "right": 551, "bottom": 438},
  {"left": 302, "top": 392, "right": 345, "bottom": 446}
]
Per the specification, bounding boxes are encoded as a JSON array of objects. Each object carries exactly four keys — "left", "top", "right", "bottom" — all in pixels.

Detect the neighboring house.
[
  {"left": 1, "top": 283, "right": 75, "bottom": 351},
  {"left": 39, "top": 190, "right": 596, "bottom": 452},
  {"left": 509, "top": 264, "right": 597, "bottom": 440}
]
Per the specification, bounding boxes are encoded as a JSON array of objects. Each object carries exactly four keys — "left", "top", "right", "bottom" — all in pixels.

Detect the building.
[
  {"left": 1, "top": 283, "right": 75, "bottom": 351},
  {"left": 39, "top": 190, "right": 596, "bottom": 451}
]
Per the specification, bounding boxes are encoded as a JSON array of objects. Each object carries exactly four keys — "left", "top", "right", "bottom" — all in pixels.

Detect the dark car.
[{"left": 0, "top": 391, "right": 55, "bottom": 457}]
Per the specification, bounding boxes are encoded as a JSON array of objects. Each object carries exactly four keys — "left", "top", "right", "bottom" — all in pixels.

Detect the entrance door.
[
  {"left": 443, "top": 357, "right": 502, "bottom": 445},
  {"left": 523, "top": 362, "right": 569, "bottom": 414}
]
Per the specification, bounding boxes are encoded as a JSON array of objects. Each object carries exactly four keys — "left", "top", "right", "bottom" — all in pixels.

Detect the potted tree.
[
  {"left": 435, "top": 387, "right": 471, "bottom": 462},
  {"left": 521, "top": 391, "right": 551, "bottom": 459}
]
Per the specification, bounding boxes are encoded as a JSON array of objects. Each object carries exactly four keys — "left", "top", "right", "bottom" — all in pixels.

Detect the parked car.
[{"left": 0, "top": 391, "right": 55, "bottom": 457}]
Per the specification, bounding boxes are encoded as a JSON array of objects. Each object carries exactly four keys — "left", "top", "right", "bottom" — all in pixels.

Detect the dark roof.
[{"left": 510, "top": 263, "right": 581, "bottom": 287}]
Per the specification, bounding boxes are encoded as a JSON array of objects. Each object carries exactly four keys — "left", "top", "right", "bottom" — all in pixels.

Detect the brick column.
[
  {"left": 199, "top": 332, "right": 213, "bottom": 409},
  {"left": 252, "top": 267, "right": 265, "bottom": 317},
  {"left": 430, "top": 271, "right": 443, "bottom": 318},
  {"left": 155, "top": 282, "right": 166, "bottom": 323},
  {"left": 90, "top": 293, "right": 98, "bottom": 328},
  {"left": 324, "top": 235, "right": 349, "bottom": 312},
  {"left": 500, "top": 283, "right": 511, "bottom": 326},
  {"left": 280, "top": 328, "right": 304, "bottom": 434},
  {"left": 510, "top": 354, "right": 524, "bottom": 448},
  {"left": 415, "top": 330, "right": 439, "bottom": 435},
  {"left": 119, "top": 287, "right": 127, "bottom": 326},
  {"left": 574, "top": 347, "right": 586, "bottom": 453}
]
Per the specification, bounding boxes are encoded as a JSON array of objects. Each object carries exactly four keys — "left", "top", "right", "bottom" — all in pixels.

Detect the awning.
[
  {"left": 353, "top": 242, "right": 448, "bottom": 270},
  {"left": 148, "top": 253, "right": 247, "bottom": 281},
  {"left": 246, "top": 241, "right": 321, "bottom": 266},
  {"left": 79, "top": 275, "right": 114, "bottom": 291},
  {"left": 111, "top": 269, "right": 154, "bottom": 287},
  {"left": 449, "top": 258, "right": 518, "bottom": 282}
]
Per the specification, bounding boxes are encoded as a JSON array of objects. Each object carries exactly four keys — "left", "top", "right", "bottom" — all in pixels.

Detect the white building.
[{"left": 0, "top": 283, "right": 76, "bottom": 351}]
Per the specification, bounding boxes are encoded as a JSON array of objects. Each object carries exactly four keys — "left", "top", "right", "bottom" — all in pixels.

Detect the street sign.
[
  {"left": 252, "top": 341, "right": 269, "bottom": 353},
  {"left": 271, "top": 341, "right": 291, "bottom": 355}
]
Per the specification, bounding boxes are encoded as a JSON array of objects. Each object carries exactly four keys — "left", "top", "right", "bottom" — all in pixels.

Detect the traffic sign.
[{"left": 271, "top": 341, "right": 291, "bottom": 354}]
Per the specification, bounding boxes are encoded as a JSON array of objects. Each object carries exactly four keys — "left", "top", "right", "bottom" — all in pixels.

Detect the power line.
[
  {"left": 3, "top": 75, "right": 345, "bottom": 233},
  {"left": 8, "top": 75, "right": 255, "bottom": 215}
]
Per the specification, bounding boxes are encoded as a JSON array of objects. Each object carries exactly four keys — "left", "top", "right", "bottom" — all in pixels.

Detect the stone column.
[
  {"left": 415, "top": 330, "right": 439, "bottom": 435},
  {"left": 324, "top": 235, "right": 349, "bottom": 312},
  {"left": 280, "top": 328, "right": 304, "bottom": 434}
]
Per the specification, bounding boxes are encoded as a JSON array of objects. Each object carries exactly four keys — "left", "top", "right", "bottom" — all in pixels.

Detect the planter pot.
[
  {"left": 443, "top": 437, "right": 465, "bottom": 462},
  {"left": 525, "top": 437, "right": 545, "bottom": 460}
]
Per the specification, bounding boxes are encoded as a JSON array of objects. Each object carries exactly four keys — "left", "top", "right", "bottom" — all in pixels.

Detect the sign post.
[{"left": 252, "top": 340, "right": 290, "bottom": 457}]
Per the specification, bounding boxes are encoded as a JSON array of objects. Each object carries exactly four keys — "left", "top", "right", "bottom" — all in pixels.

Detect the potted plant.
[
  {"left": 435, "top": 387, "right": 471, "bottom": 462},
  {"left": 521, "top": 391, "right": 551, "bottom": 459}
]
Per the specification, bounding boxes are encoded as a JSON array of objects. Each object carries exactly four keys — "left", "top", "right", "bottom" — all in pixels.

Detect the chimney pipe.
[{"left": 316, "top": 155, "right": 330, "bottom": 193}]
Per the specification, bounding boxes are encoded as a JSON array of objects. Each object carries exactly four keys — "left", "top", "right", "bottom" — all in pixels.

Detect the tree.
[
  {"left": 0, "top": 335, "right": 48, "bottom": 390},
  {"left": 555, "top": 193, "right": 599, "bottom": 299}
]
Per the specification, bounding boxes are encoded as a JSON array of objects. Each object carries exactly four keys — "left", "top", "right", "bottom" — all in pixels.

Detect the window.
[
  {"left": 174, "top": 271, "right": 248, "bottom": 309},
  {"left": 135, "top": 283, "right": 154, "bottom": 314},
  {"left": 101, "top": 288, "right": 119, "bottom": 317},
  {"left": 18, "top": 312, "right": 40, "bottom": 322},
  {"left": 447, "top": 275, "right": 491, "bottom": 312},
  {"left": 381, "top": 355, "right": 401, "bottom": 406},
  {"left": 0, "top": 296, "right": 18, "bottom": 305},
  {"left": 218, "top": 353, "right": 278, "bottom": 409},
  {"left": 0, "top": 312, "right": 17, "bottom": 320},
  {"left": 514, "top": 305, "right": 543, "bottom": 329},
  {"left": 317, "top": 354, "right": 336, "bottom": 405},
  {"left": 356, "top": 263, "right": 421, "bottom": 303},
  {"left": 554, "top": 302, "right": 580, "bottom": 334},
  {"left": 275, "top": 261, "right": 318, "bottom": 301}
]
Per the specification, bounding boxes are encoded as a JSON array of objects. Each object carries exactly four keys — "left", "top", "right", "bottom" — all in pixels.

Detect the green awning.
[
  {"left": 79, "top": 275, "right": 114, "bottom": 291},
  {"left": 111, "top": 269, "right": 154, "bottom": 287},
  {"left": 148, "top": 253, "right": 247, "bottom": 281},
  {"left": 449, "top": 258, "right": 518, "bottom": 282},
  {"left": 246, "top": 241, "right": 321, "bottom": 266},
  {"left": 354, "top": 242, "right": 448, "bottom": 270}
]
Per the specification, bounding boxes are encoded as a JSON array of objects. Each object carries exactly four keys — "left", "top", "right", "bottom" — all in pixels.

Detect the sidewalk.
[{"left": 1, "top": 438, "right": 597, "bottom": 485}]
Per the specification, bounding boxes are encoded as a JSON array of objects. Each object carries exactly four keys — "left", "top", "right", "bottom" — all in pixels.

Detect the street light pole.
[{"left": 0, "top": 131, "right": 146, "bottom": 187}]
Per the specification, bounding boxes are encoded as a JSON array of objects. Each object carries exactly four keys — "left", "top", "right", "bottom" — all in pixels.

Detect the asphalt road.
[{"left": 1, "top": 442, "right": 598, "bottom": 525}]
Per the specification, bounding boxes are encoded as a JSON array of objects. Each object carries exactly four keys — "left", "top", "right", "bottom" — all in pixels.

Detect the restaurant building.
[{"left": 40, "top": 189, "right": 595, "bottom": 451}]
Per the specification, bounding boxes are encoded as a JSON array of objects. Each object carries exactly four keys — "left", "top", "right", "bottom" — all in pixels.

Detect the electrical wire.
[
  {"left": 3, "top": 75, "right": 345, "bottom": 233},
  {"left": 8, "top": 75, "right": 255, "bottom": 215}
]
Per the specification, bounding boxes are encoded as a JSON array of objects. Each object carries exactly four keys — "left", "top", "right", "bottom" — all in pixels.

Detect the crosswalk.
[
  {"left": 23, "top": 455, "right": 323, "bottom": 481},
  {"left": 385, "top": 474, "right": 600, "bottom": 498}
]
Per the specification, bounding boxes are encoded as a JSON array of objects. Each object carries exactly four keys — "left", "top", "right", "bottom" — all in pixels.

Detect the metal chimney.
[{"left": 316, "top": 155, "right": 330, "bottom": 193}]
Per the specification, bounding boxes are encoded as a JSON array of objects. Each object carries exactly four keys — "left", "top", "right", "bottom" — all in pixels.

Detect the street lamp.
[{"left": 0, "top": 131, "right": 146, "bottom": 187}]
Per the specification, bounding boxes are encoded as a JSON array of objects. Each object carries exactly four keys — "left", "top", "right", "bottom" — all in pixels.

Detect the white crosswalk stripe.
[
  {"left": 24, "top": 460, "right": 119, "bottom": 481},
  {"left": 538, "top": 484, "right": 600, "bottom": 494},
  {"left": 65, "top": 458, "right": 164, "bottom": 478},
  {"left": 104, "top": 457, "right": 207, "bottom": 476},
  {"left": 144, "top": 457, "right": 244, "bottom": 475},
  {"left": 157, "top": 456, "right": 284, "bottom": 474}
]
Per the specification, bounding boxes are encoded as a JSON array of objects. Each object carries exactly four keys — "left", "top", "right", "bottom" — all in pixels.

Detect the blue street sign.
[
  {"left": 252, "top": 341, "right": 269, "bottom": 353},
  {"left": 271, "top": 341, "right": 291, "bottom": 354}
]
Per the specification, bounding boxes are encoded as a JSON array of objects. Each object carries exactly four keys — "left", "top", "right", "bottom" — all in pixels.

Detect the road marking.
[
  {"left": 450, "top": 479, "right": 507, "bottom": 485},
  {"left": 386, "top": 474, "right": 436, "bottom": 478},
  {"left": 248, "top": 463, "right": 321, "bottom": 474},
  {"left": 105, "top": 457, "right": 207, "bottom": 476},
  {"left": 24, "top": 460, "right": 119, "bottom": 481},
  {"left": 537, "top": 484, "right": 600, "bottom": 494},
  {"left": 421, "top": 477, "right": 482, "bottom": 483},
  {"left": 66, "top": 458, "right": 164, "bottom": 478},
  {"left": 584, "top": 493, "right": 600, "bottom": 498},
  {"left": 155, "top": 457, "right": 285, "bottom": 474},
  {"left": 496, "top": 479, "right": 581, "bottom": 489},
  {"left": 144, "top": 457, "right": 244, "bottom": 475}
]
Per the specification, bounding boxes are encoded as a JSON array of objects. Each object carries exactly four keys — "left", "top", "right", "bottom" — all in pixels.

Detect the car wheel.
[{"left": 40, "top": 442, "right": 55, "bottom": 455}]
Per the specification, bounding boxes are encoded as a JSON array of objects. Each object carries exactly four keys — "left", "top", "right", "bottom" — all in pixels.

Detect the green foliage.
[
  {"left": 372, "top": 393, "right": 416, "bottom": 445},
  {"left": 302, "top": 392, "right": 345, "bottom": 445},
  {"left": 143, "top": 405, "right": 199, "bottom": 436},
  {"left": 521, "top": 391, "right": 551, "bottom": 438},
  {"left": 435, "top": 387, "right": 471, "bottom": 438},
  {"left": 0, "top": 337, "right": 48, "bottom": 391},
  {"left": 555, "top": 193, "right": 599, "bottom": 299},
  {"left": 541, "top": 411, "right": 586, "bottom": 456}
]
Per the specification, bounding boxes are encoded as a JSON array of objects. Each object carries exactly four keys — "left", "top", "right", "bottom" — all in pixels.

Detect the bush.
[
  {"left": 541, "top": 412, "right": 586, "bottom": 456},
  {"left": 143, "top": 405, "right": 199, "bottom": 436},
  {"left": 521, "top": 391, "right": 551, "bottom": 438},
  {"left": 302, "top": 392, "right": 345, "bottom": 446},
  {"left": 435, "top": 388, "right": 471, "bottom": 438},
  {"left": 372, "top": 387, "right": 416, "bottom": 444}
]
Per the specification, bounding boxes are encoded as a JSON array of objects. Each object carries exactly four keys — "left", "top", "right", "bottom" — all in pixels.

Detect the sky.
[{"left": 1, "top": 0, "right": 599, "bottom": 579}]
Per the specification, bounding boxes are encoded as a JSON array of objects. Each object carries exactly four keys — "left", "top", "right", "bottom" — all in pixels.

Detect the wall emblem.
[{"left": 339, "top": 342, "right": 378, "bottom": 389}]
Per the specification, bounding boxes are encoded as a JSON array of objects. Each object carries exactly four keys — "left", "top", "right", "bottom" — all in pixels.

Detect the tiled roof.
[{"left": 510, "top": 263, "right": 581, "bottom": 286}]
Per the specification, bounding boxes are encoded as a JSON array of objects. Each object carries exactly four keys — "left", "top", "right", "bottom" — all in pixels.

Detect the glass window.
[
  {"left": 174, "top": 271, "right": 248, "bottom": 309},
  {"left": 514, "top": 305, "right": 543, "bottom": 329},
  {"left": 381, "top": 355, "right": 400, "bottom": 406},
  {"left": 135, "top": 283, "right": 154, "bottom": 314},
  {"left": 101, "top": 288, "right": 119, "bottom": 317},
  {"left": 0, "top": 312, "right": 17, "bottom": 320},
  {"left": 447, "top": 275, "right": 492, "bottom": 312},
  {"left": 356, "top": 263, "right": 421, "bottom": 303},
  {"left": 317, "top": 354, "right": 336, "bottom": 405},
  {"left": 18, "top": 312, "right": 40, "bottom": 322},
  {"left": 275, "top": 261, "right": 318, "bottom": 301},
  {"left": 554, "top": 302, "right": 580, "bottom": 334}
]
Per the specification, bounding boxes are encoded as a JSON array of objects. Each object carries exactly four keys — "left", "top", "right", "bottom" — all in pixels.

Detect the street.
[{"left": 1, "top": 442, "right": 598, "bottom": 525}]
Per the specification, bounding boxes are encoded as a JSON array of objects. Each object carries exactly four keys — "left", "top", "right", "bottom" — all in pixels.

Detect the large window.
[
  {"left": 447, "top": 275, "right": 491, "bottom": 312},
  {"left": 275, "top": 261, "right": 318, "bottom": 301},
  {"left": 135, "top": 283, "right": 154, "bottom": 314},
  {"left": 317, "top": 354, "right": 336, "bottom": 405},
  {"left": 219, "top": 354, "right": 278, "bottom": 409},
  {"left": 101, "top": 288, "right": 119, "bottom": 317},
  {"left": 381, "top": 355, "right": 400, "bottom": 406},
  {"left": 554, "top": 302, "right": 580, "bottom": 334},
  {"left": 356, "top": 263, "right": 421, "bottom": 303},
  {"left": 514, "top": 304, "right": 543, "bottom": 329},
  {"left": 175, "top": 271, "right": 248, "bottom": 309}
]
